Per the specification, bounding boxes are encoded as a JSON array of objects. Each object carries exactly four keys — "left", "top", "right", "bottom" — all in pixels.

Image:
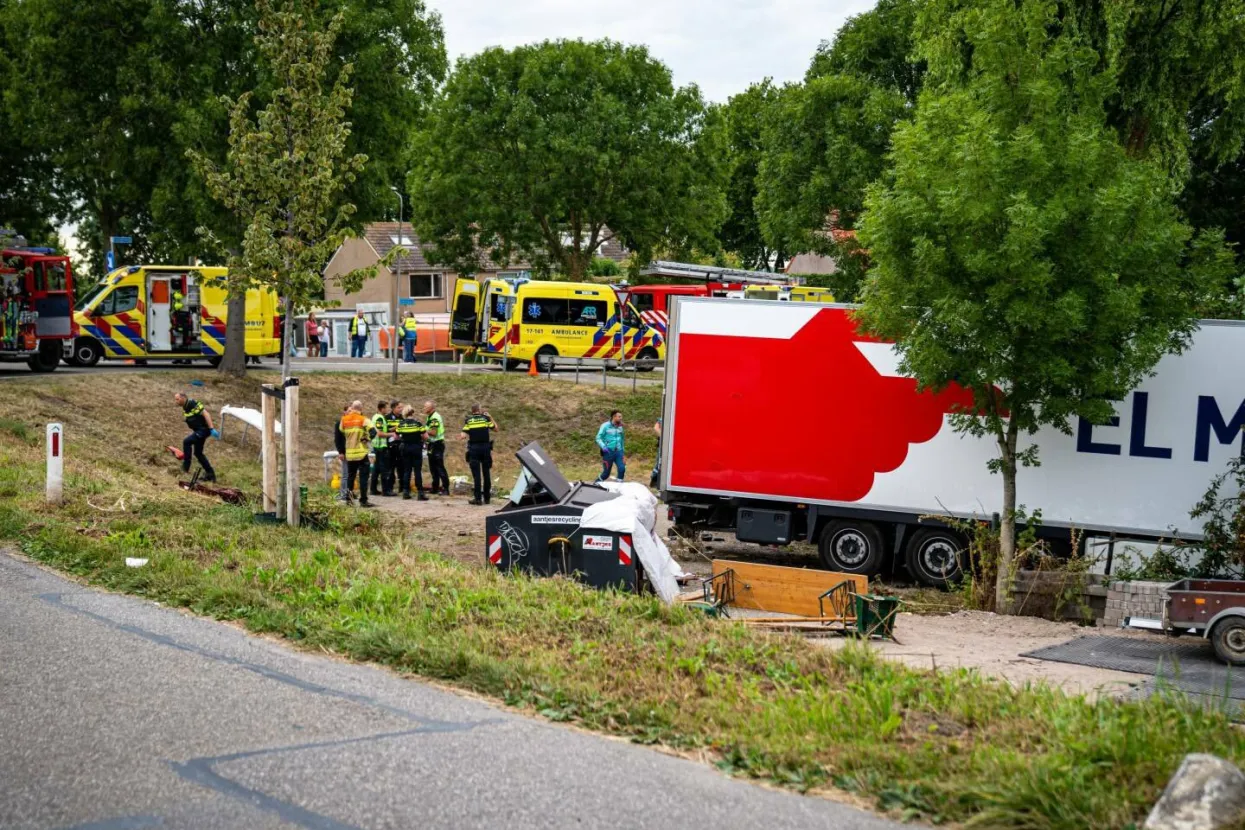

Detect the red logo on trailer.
[
  {"left": 670, "top": 307, "right": 977, "bottom": 503},
  {"left": 488, "top": 535, "right": 502, "bottom": 564}
]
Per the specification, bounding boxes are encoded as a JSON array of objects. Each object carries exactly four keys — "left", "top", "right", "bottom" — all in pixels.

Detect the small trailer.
[{"left": 1165, "top": 579, "right": 1245, "bottom": 665}]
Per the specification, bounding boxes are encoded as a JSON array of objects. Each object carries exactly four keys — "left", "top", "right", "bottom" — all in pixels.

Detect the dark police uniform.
[
  {"left": 181, "top": 398, "right": 216, "bottom": 481},
  {"left": 395, "top": 416, "right": 428, "bottom": 500},
  {"left": 369, "top": 411, "right": 391, "bottom": 496},
  {"left": 462, "top": 411, "right": 497, "bottom": 504}
]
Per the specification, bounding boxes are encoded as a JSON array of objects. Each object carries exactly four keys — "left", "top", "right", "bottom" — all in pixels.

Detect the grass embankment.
[{"left": 1, "top": 371, "right": 1241, "bottom": 829}]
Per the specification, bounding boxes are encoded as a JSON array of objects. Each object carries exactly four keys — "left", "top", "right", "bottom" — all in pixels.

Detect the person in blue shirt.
[{"left": 595, "top": 410, "right": 626, "bottom": 481}]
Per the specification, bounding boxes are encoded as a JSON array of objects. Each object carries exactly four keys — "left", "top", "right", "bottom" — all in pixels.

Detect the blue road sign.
[
  {"left": 110, "top": 236, "right": 132, "bottom": 245},
  {"left": 106, "top": 251, "right": 115, "bottom": 271},
  {"left": 399, "top": 297, "right": 415, "bottom": 306}
]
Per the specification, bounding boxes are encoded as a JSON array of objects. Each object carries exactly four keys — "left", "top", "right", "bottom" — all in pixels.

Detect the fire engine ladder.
[{"left": 639, "top": 260, "right": 796, "bottom": 286}]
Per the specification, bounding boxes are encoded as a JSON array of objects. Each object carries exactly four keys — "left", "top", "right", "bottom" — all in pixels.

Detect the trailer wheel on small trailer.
[{"left": 658, "top": 298, "right": 1245, "bottom": 587}]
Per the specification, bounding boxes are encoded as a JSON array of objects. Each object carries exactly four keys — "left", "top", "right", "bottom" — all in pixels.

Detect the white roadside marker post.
[{"left": 46, "top": 422, "right": 63, "bottom": 504}]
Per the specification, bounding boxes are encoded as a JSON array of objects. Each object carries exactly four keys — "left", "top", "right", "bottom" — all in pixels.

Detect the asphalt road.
[
  {"left": 0, "top": 550, "right": 893, "bottom": 830},
  {"left": 0, "top": 358, "right": 661, "bottom": 387}
]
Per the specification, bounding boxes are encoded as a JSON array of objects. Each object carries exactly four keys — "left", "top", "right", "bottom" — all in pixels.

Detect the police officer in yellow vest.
[
  {"left": 369, "top": 401, "right": 394, "bottom": 497},
  {"left": 401, "top": 311, "right": 419, "bottom": 363},
  {"left": 460, "top": 404, "right": 498, "bottom": 505}
]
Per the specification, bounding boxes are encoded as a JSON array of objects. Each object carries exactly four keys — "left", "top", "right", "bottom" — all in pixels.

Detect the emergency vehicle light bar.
[{"left": 640, "top": 260, "right": 795, "bottom": 286}]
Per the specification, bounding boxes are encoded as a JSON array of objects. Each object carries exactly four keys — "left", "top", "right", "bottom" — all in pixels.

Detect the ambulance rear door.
[
  {"left": 450, "top": 278, "right": 481, "bottom": 347},
  {"left": 147, "top": 273, "right": 173, "bottom": 351}
]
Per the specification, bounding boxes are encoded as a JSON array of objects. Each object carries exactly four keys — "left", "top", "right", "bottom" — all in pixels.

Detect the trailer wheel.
[
  {"left": 818, "top": 521, "right": 885, "bottom": 576},
  {"left": 72, "top": 337, "right": 102, "bottom": 368},
  {"left": 1211, "top": 617, "right": 1245, "bottom": 666},
  {"left": 905, "top": 528, "right": 967, "bottom": 588}
]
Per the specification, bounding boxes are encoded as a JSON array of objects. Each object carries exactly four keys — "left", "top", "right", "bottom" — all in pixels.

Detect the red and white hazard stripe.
[
  {"left": 618, "top": 534, "right": 633, "bottom": 567},
  {"left": 488, "top": 535, "right": 502, "bottom": 565}
]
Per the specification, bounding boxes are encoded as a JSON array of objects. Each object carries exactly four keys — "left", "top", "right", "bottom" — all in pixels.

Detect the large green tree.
[
  {"left": 190, "top": 0, "right": 379, "bottom": 379},
  {"left": 755, "top": 0, "right": 925, "bottom": 296},
  {"left": 1, "top": 0, "right": 445, "bottom": 275},
  {"left": 715, "top": 82, "right": 785, "bottom": 271},
  {"left": 409, "top": 39, "right": 725, "bottom": 280},
  {"left": 857, "top": 0, "right": 1234, "bottom": 610}
]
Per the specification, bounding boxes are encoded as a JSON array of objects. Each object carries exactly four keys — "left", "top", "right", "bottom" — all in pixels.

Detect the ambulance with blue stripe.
[
  {"left": 451, "top": 277, "right": 664, "bottom": 370},
  {"left": 70, "top": 265, "right": 281, "bottom": 366}
]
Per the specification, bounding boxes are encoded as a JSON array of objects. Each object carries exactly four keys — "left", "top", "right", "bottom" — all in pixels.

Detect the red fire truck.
[{"left": 1, "top": 242, "right": 75, "bottom": 372}]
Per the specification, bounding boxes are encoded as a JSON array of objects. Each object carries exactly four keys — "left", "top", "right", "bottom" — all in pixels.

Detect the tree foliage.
[
  {"left": 409, "top": 39, "right": 724, "bottom": 281},
  {"left": 715, "top": 82, "right": 785, "bottom": 271},
  {"left": 190, "top": 0, "right": 378, "bottom": 379},
  {"left": 755, "top": 0, "right": 924, "bottom": 285},
  {"left": 857, "top": 0, "right": 1234, "bottom": 610},
  {"left": 1, "top": 0, "right": 445, "bottom": 275}
]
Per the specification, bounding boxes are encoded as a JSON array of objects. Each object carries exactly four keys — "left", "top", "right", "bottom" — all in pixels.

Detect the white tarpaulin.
[
  {"left": 580, "top": 481, "right": 681, "bottom": 603},
  {"left": 220, "top": 405, "right": 282, "bottom": 436}
]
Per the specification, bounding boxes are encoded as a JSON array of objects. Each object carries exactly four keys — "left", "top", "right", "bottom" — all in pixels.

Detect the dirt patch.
[
  {"left": 370, "top": 492, "right": 488, "bottom": 564},
  {"left": 817, "top": 610, "right": 1151, "bottom": 697}
]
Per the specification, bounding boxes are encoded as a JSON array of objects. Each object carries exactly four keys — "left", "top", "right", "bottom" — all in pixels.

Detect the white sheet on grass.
[
  {"left": 220, "top": 405, "right": 282, "bottom": 436},
  {"left": 580, "top": 481, "right": 681, "bottom": 604}
]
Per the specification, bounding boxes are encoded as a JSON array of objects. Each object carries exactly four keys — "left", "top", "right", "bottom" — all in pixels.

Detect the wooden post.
[
  {"left": 284, "top": 379, "right": 300, "bottom": 527},
  {"left": 261, "top": 387, "right": 278, "bottom": 515}
]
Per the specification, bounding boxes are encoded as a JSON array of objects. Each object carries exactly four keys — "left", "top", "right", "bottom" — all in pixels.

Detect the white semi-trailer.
[{"left": 660, "top": 298, "right": 1245, "bottom": 586}]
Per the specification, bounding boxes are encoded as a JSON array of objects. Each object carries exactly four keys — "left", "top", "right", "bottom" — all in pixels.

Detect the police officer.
[
  {"left": 369, "top": 400, "right": 394, "bottom": 497},
  {"left": 402, "top": 312, "right": 418, "bottom": 363},
  {"left": 173, "top": 392, "right": 217, "bottom": 482},
  {"left": 395, "top": 405, "right": 429, "bottom": 500},
  {"left": 460, "top": 404, "right": 498, "bottom": 505},
  {"left": 384, "top": 398, "right": 403, "bottom": 495},
  {"left": 423, "top": 400, "right": 449, "bottom": 495}
]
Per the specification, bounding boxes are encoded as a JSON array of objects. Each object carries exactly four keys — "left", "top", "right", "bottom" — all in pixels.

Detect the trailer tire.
[
  {"left": 1211, "top": 617, "right": 1245, "bottom": 666},
  {"left": 905, "top": 528, "right": 967, "bottom": 588},
  {"left": 72, "top": 337, "right": 103, "bottom": 368},
  {"left": 818, "top": 521, "right": 885, "bottom": 576}
]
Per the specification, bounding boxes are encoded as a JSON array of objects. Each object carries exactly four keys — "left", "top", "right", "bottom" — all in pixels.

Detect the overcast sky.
[{"left": 433, "top": 0, "right": 879, "bottom": 102}]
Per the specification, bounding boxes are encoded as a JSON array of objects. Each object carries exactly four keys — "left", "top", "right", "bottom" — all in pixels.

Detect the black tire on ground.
[
  {"left": 904, "top": 527, "right": 968, "bottom": 588},
  {"left": 72, "top": 337, "right": 102, "bottom": 367},
  {"left": 27, "top": 341, "right": 60, "bottom": 373},
  {"left": 636, "top": 346, "right": 659, "bottom": 372},
  {"left": 818, "top": 520, "right": 886, "bottom": 576},
  {"left": 207, "top": 356, "right": 222, "bottom": 368},
  {"left": 1211, "top": 617, "right": 1245, "bottom": 666},
  {"left": 504, "top": 359, "right": 523, "bottom": 371},
  {"left": 534, "top": 346, "right": 558, "bottom": 372}
]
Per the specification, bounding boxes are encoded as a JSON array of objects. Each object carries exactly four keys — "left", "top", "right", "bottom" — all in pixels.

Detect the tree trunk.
[
  {"left": 994, "top": 419, "right": 1020, "bottom": 613},
  {"left": 282, "top": 295, "right": 294, "bottom": 383},
  {"left": 218, "top": 291, "right": 248, "bottom": 378}
]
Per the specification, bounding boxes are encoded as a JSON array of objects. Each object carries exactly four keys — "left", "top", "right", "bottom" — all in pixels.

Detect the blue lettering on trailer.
[
  {"left": 1077, "top": 392, "right": 1245, "bottom": 461},
  {"left": 1195, "top": 396, "right": 1245, "bottom": 462}
]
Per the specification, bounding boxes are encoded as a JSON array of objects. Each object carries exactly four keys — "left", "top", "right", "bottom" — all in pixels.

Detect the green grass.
[{"left": 0, "top": 372, "right": 1242, "bottom": 828}]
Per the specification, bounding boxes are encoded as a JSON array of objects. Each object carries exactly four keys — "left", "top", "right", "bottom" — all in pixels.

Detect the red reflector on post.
[{"left": 52, "top": 432, "right": 59, "bottom": 458}]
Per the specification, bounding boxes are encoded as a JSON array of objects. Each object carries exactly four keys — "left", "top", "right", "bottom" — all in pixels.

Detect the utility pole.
[{"left": 390, "top": 186, "right": 403, "bottom": 385}]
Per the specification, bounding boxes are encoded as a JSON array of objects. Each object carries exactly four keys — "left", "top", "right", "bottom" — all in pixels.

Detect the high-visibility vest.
[
  {"left": 172, "top": 292, "right": 185, "bottom": 312},
  {"left": 350, "top": 316, "right": 367, "bottom": 336},
  {"left": 340, "top": 412, "right": 372, "bottom": 461},
  {"left": 402, "top": 317, "right": 418, "bottom": 336},
  {"left": 370, "top": 413, "right": 389, "bottom": 449}
]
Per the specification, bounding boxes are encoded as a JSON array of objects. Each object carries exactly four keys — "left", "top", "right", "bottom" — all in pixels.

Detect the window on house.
[
  {"left": 408, "top": 273, "right": 443, "bottom": 298},
  {"left": 390, "top": 235, "right": 415, "bottom": 246}
]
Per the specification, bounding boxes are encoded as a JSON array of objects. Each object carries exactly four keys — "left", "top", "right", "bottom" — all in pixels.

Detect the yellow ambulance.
[
  {"left": 743, "top": 284, "right": 835, "bottom": 302},
  {"left": 451, "top": 278, "right": 665, "bottom": 370},
  {"left": 70, "top": 265, "right": 282, "bottom": 366}
]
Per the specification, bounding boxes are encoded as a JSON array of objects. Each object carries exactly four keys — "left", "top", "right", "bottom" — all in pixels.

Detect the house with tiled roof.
[{"left": 321, "top": 223, "right": 631, "bottom": 313}]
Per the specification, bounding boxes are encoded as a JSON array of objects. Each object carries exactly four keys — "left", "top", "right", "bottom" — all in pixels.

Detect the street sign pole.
[{"left": 390, "top": 188, "right": 402, "bottom": 385}]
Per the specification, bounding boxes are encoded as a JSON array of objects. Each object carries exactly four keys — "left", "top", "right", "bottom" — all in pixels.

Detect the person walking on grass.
[
  {"left": 424, "top": 400, "right": 450, "bottom": 495},
  {"left": 174, "top": 392, "right": 218, "bottom": 482},
  {"left": 395, "top": 405, "right": 428, "bottom": 501},
  {"left": 339, "top": 401, "right": 374, "bottom": 507},
  {"left": 460, "top": 404, "right": 497, "bottom": 505},
  {"left": 596, "top": 410, "right": 625, "bottom": 481}
]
